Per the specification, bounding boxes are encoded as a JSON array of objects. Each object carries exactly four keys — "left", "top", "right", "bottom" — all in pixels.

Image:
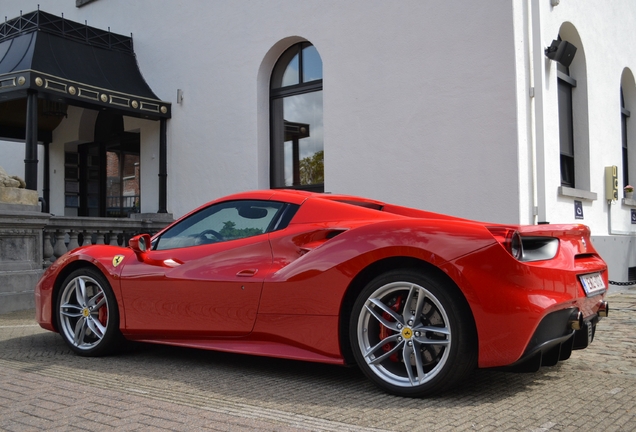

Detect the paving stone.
[{"left": 1, "top": 288, "right": 635, "bottom": 431}]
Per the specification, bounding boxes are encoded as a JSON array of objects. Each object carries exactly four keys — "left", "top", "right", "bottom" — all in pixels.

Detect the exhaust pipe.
[
  {"left": 568, "top": 310, "right": 584, "bottom": 330},
  {"left": 597, "top": 301, "right": 609, "bottom": 318}
]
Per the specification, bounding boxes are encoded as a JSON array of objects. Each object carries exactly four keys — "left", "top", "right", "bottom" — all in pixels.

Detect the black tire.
[
  {"left": 349, "top": 269, "right": 476, "bottom": 397},
  {"left": 56, "top": 268, "right": 123, "bottom": 356}
]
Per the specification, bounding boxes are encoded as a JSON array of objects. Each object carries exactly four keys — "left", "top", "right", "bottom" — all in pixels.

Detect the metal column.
[
  {"left": 158, "top": 117, "right": 167, "bottom": 213},
  {"left": 42, "top": 141, "right": 50, "bottom": 213},
  {"left": 24, "top": 91, "right": 39, "bottom": 191}
]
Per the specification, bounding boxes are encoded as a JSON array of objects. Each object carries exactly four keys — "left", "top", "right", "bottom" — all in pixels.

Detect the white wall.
[
  {"left": 49, "top": 106, "right": 90, "bottom": 216},
  {"left": 4, "top": 0, "right": 636, "bottom": 240},
  {"left": 533, "top": 0, "right": 636, "bottom": 236},
  {"left": 323, "top": 2, "right": 520, "bottom": 223},
  {"left": 5, "top": 0, "right": 520, "bottom": 222}
]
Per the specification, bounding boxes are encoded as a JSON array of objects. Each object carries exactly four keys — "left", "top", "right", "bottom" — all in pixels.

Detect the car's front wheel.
[
  {"left": 350, "top": 269, "right": 476, "bottom": 397},
  {"left": 56, "top": 268, "right": 122, "bottom": 356}
]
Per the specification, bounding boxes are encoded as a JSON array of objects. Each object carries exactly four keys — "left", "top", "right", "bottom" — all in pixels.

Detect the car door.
[{"left": 119, "top": 200, "right": 285, "bottom": 338}]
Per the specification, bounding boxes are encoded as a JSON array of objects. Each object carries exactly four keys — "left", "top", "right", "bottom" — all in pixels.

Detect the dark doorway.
[{"left": 77, "top": 112, "right": 140, "bottom": 217}]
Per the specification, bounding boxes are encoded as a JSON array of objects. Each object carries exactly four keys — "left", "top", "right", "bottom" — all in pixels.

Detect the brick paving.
[{"left": 0, "top": 287, "right": 635, "bottom": 431}]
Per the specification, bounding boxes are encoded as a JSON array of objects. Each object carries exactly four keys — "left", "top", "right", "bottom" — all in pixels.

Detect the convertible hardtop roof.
[
  {"left": 268, "top": 189, "right": 470, "bottom": 222},
  {"left": 219, "top": 189, "right": 380, "bottom": 207},
  {"left": 178, "top": 189, "right": 514, "bottom": 231}
]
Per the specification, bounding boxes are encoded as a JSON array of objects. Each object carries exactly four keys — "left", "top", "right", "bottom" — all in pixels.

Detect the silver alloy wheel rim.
[
  {"left": 357, "top": 281, "right": 451, "bottom": 387},
  {"left": 59, "top": 275, "right": 109, "bottom": 350}
]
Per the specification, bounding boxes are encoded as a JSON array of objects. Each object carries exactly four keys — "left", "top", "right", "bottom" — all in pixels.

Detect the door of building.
[{"left": 78, "top": 132, "right": 140, "bottom": 217}]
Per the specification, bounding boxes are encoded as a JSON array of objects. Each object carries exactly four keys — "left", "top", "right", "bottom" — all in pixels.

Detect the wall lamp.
[{"left": 545, "top": 39, "right": 577, "bottom": 68}]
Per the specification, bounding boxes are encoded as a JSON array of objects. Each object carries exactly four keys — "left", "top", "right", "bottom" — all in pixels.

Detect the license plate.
[{"left": 579, "top": 272, "right": 606, "bottom": 297}]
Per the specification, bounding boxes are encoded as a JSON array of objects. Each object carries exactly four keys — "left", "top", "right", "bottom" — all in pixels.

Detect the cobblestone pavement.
[{"left": 1, "top": 288, "right": 635, "bottom": 431}]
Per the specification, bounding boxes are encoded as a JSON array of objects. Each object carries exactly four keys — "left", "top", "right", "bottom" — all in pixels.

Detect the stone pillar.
[{"left": 0, "top": 187, "right": 50, "bottom": 314}]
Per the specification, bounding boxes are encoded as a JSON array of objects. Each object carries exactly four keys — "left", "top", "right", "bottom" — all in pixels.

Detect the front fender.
[{"left": 36, "top": 245, "right": 135, "bottom": 331}]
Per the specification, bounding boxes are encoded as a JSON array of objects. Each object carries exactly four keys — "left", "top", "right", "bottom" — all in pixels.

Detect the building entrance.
[{"left": 76, "top": 112, "right": 141, "bottom": 217}]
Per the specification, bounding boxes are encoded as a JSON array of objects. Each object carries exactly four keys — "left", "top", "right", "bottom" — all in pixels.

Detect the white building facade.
[{"left": 1, "top": 0, "right": 635, "bottom": 283}]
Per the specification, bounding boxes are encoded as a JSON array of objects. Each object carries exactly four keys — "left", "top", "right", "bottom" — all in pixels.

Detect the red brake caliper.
[
  {"left": 97, "top": 295, "right": 108, "bottom": 326},
  {"left": 379, "top": 295, "right": 403, "bottom": 362}
]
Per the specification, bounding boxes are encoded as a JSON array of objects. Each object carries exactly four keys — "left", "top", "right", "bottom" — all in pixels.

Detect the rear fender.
[{"left": 261, "top": 219, "right": 496, "bottom": 316}]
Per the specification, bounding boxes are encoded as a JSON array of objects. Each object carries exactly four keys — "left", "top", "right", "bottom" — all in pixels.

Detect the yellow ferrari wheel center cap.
[
  {"left": 82, "top": 308, "right": 90, "bottom": 318},
  {"left": 401, "top": 327, "right": 413, "bottom": 339}
]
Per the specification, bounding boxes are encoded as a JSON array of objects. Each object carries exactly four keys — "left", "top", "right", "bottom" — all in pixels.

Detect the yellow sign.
[{"left": 112, "top": 255, "right": 125, "bottom": 267}]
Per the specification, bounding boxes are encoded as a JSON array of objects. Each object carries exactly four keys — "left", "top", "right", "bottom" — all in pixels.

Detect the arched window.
[
  {"left": 270, "top": 43, "right": 323, "bottom": 192},
  {"left": 556, "top": 24, "right": 590, "bottom": 193},
  {"left": 621, "top": 88, "right": 630, "bottom": 190},
  {"left": 621, "top": 69, "right": 636, "bottom": 195},
  {"left": 558, "top": 60, "right": 576, "bottom": 188}
]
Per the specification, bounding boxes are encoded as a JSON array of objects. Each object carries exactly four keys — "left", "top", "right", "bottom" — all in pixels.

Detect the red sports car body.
[{"left": 35, "top": 190, "right": 609, "bottom": 396}]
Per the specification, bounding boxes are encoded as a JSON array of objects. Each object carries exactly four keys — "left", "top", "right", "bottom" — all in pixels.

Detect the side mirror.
[{"left": 129, "top": 233, "right": 152, "bottom": 253}]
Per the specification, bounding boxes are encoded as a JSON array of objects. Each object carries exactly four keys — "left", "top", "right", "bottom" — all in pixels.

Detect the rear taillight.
[
  {"left": 509, "top": 230, "right": 523, "bottom": 260},
  {"left": 487, "top": 227, "right": 524, "bottom": 260}
]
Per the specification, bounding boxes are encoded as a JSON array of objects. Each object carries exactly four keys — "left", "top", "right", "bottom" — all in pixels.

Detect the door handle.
[
  {"left": 236, "top": 268, "right": 258, "bottom": 277},
  {"left": 163, "top": 258, "right": 182, "bottom": 267}
]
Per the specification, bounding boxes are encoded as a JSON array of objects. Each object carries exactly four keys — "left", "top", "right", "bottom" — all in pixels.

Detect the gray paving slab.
[{"left": 0, "top": 287, "right": 635, "bottom": 431}]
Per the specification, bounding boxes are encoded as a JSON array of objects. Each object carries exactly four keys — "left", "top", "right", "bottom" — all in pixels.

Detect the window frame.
[
  {"left": 557, "top": 66, "right": 577, "bottom": 188},
  {"left": 270, "top": 42, "right": 324, "bottom": 192},
  {"left": 621, "top": 88, "right": 631, "bottom": 189}
]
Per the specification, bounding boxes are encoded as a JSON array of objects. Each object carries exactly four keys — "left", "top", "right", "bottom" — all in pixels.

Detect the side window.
[{"left": 154, "top": 200, "right": 285, "bottom": 250}]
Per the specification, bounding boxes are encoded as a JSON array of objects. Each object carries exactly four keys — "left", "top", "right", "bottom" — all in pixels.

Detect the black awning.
[{"left": 0, "top": 10, "right": 171, "bottom": 121}]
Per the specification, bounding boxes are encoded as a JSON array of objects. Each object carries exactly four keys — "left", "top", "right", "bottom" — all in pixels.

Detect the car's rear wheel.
[
  {"left": 56, "top": 268, "right": 122, "bottom": 356},
  {"left": 350, "top": 269, "right": 476, "bottom": 397}
]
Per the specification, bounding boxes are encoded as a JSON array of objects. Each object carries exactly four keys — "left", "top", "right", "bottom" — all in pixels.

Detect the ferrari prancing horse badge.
[{"left": 112, "top": 255, "right": 124, "bottom": 267}]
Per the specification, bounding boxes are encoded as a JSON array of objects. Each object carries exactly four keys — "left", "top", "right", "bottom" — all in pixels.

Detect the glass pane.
[
  {"left": 271, "top": 47, "right": 299, "bottom": 89},
  {"left": 560, "top": 154, "right": 574, "bottom": 187},
  {"left": 106, "top": 151, "right": 121, "bottom": 216},
  {"left": 106, "top": 151, "right": 140, "bottom": 216},
  {"left": 622, "top": 113, "right": 628, "bottom": 150},
  {"left": 623, "top": 146, "right": 629, "bottom": 187},
  {"left": 123, "top": 153, "right": 140, "bottom": 212},
  {"left": 156, "top": 201, "right": 284, "bottom": 250},
  {"left": 302, "top": 45, "right": 323, "bottom": 83},
  {"left": 558, "top": 80, "right": 574, "bottom": 156},
  {"left": 282, "top": 91, "right": 323, "bottom": 186},
  {"left": 281, "top": 53, "right": 300, "bottom": 87}
]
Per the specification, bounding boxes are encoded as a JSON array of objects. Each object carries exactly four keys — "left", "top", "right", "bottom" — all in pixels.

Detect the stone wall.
[
  {"left": 0, "top": 204, "right": 48, "bottom": 314},
  {"left": 1, "top": 165, "right": 45, "bottom": 314}
]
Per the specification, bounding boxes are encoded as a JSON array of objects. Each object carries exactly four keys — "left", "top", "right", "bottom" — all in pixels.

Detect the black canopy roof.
[{"left": 0, "top": 9, "right": 171, "bottom": 134}]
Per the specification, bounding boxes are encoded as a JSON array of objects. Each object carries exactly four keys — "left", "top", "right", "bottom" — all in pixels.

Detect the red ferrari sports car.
[{"left": 35, "top": 189, "right": 609, "bottom": 397}]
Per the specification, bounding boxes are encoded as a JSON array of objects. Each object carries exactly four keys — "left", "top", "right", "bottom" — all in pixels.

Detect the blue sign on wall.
[{"left": 574, "top": 200, "right": 584, "bottom": 220}]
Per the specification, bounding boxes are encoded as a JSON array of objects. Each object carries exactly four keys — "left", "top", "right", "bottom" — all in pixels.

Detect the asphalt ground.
[{"left": 1, "top": 288, "right": 635, "bottom": 431}]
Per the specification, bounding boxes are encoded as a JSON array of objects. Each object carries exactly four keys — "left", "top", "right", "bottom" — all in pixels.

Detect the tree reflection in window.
[{"left": 219, "top": 221, "right": 263, "bottom": 240}]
